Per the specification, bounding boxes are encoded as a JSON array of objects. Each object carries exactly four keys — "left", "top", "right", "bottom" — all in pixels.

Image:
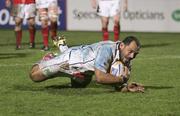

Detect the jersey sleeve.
[{"left": 94, "top": 45, "right": 113, "bottom": 73}]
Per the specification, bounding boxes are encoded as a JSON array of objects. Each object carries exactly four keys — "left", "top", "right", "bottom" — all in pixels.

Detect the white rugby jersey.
[
  {"left": 66, "top": 40, "right": 121, "bottom": 73},
  {"left": 39, "top": 41, "right": 125, "bottom": 77}
]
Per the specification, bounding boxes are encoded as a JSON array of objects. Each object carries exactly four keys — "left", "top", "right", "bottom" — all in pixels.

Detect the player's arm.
[
  {"left": 95, "top": 67, "right": 129, "bottom": 85},
  {"left": 90, "top": 0, "right": 97, "bottom": 9},
  {"left": 94, "top": 45, "right": 129, "bottom": 85}
]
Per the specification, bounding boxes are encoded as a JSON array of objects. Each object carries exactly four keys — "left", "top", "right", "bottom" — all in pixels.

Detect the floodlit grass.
[{"left": 0, "top": 29, "right": 180, "bottom": 116}]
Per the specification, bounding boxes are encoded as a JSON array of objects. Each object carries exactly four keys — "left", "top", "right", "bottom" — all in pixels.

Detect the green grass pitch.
[{"left": 0, "top": 29, "right": 180, "bottom": 116}]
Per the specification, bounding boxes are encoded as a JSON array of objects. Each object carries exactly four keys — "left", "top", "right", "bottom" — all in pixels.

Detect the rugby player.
[
  {"left": 36, "top": 0, "right": 59, "bottom": 51},
  {"left": 91, "top": 0, "right": 128, "bottom": 41},
  {"left": 29, "top": 36, "right": 144, "bottom": 92},
  {"left": 5, "top": 0, "right": 36, "bottom": 49}
]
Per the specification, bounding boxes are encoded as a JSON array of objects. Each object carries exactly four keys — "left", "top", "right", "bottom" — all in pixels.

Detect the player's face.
[{"left": 120, "top": 41, "right": 140, "bottom": 63}]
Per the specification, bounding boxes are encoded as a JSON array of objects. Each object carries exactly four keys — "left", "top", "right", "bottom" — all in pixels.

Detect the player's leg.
[
  {"left": 66, "top": 49, "right": 95, "bottom": 88},
  {"left": 27, "top": 17, "right": 36, "bottom": 48},
  {"left": 53, "top": 35, "right": 68, "bottom": 53},
  {"left": 30, "top": 64, "right": 62, "bottom": 82},
  {"left": 30, "top": 63, "right": 93, "bottom": 88},
  {"left": 29, "top": 58, "right": 63, "bottom": 82},
  {"left": 38, "top": 8, "right": 50, "bottom": 51},
  {"left": 29, "top": 64, "right": 47, "bottom": 82},
  {"left": 50, "top": 20, "right": 57, "bottom": 40},
  {"left": 97, "top": 1, "right": 110, "bottom": 41},
  {"left": 110, "top": 0, "right": 121, "bottom": 41},
  {"left": 48, "top": 0, "right": 59, "bottom": 40},
  {"left": 14, "top": 17, "right": 23, "bottom": 49},
  {"left": 29, "top": 52, "right": 70, "bottom": 82},
  {"left": 101, "top": 17, "right": 109, "bottom": 41},
  {"left": 25, "top": 4, "right": 36, "bottom": 48},
  {"left": 11, "top": 4, "right": 23, "bottom": 49},
  {"left": 113, "top": 14, "right": 120, "bottom": 41},
  {"left": 71, "top": 71, "right": 93, "bottom": 88}
]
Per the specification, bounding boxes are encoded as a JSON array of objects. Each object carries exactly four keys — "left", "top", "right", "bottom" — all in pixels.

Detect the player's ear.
[{"left": 120, "top": 43, "right": 125, "bottom": 49}]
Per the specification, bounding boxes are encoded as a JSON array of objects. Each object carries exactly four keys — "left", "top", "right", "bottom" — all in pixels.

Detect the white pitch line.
[{"left": 0, "top": 63, "right": 32, "bottom": 67}]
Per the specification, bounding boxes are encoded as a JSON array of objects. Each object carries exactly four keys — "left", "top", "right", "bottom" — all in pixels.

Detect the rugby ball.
[{"left": 110, "top": 61, "right": 124, "bottom": 77}]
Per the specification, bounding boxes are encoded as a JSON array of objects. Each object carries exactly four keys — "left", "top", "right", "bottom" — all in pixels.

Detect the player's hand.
[
  {"left": 127, "top": 82, "right": 145, "bottom": 93},
  {"left": 5, "top": 0, "right": 11, "bottom": 8},
  {"left": 119, "top": 82, "right": 144, "bottom": 93}
]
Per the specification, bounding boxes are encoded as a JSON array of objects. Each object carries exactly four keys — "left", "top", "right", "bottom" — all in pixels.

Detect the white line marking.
[{"left": 0, "top": 63, "right": 32, "bottom": 67}]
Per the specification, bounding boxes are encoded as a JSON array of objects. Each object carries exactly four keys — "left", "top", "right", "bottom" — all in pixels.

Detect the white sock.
[{"left": 59, "top": 45, "right": 68, "bottom": 53}]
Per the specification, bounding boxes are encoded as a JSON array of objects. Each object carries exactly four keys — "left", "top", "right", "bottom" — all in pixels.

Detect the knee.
[
  {"left": 41, "top": 20, "right": 49, "bottom": 28},
  {"left": 29, "top": 72, "right": 39, "bottom": 83},
  {"left": 102, "top": 20, "right": 109, "bottom": 28},
  {"left": 114, "top": 19, "right": 120, "bottom": 26},
  {"left": 29, "top": 65, "right": 40, "bottom": 82},
  {"left": 15, "top": 21, "right": 22, "bottom": 30},
  {"left": 28, "top": 19, "right": 35, "bottom": 27},
  {"left": 29, "top": 65, "right": 46, "bottom": 82},
  {"left": 50, "top": 17, "right": 57, "bottom": 23},
  {"left": 15, "top": 18, "right": 22, "bottom": 25}
]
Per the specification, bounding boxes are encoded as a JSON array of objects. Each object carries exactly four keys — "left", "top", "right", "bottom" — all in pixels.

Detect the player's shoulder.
[
  {"left": 97, "top": 41, "right": 117, "bottom": 53},
  {"left": 96, "top": 40, "right": 119, "bottom": 46}
]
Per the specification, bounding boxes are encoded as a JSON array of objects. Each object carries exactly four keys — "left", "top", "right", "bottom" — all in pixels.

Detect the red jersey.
[{"left": 13, "top": 0, "right": 35, "bottom": 4}]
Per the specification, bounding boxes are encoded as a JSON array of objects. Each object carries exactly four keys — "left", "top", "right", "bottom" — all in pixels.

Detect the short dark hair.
[{"left": 122, "top": 36, "right": 141, "bottom": 48}]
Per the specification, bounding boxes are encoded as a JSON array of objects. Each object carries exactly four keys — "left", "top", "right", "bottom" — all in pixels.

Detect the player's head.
[
  {"left": 120, "top": 36, "right": 141, "bottom": 62},
  {"left": 122, "top": 36, "right": 141, "bottom": 49}
]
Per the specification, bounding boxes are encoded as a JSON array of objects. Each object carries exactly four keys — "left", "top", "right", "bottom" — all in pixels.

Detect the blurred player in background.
[
  {"left": 91, "top": 0, "right": 128, "bottom": 41},
  {"left": 36, "top": 0, "right": 59, "bottom": 51},
  {"left": 5, "top": 0, "right": 36, "bottom": 49},
  {"left": 29, "top": 36, "right": 144, "bottom": 92}
]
